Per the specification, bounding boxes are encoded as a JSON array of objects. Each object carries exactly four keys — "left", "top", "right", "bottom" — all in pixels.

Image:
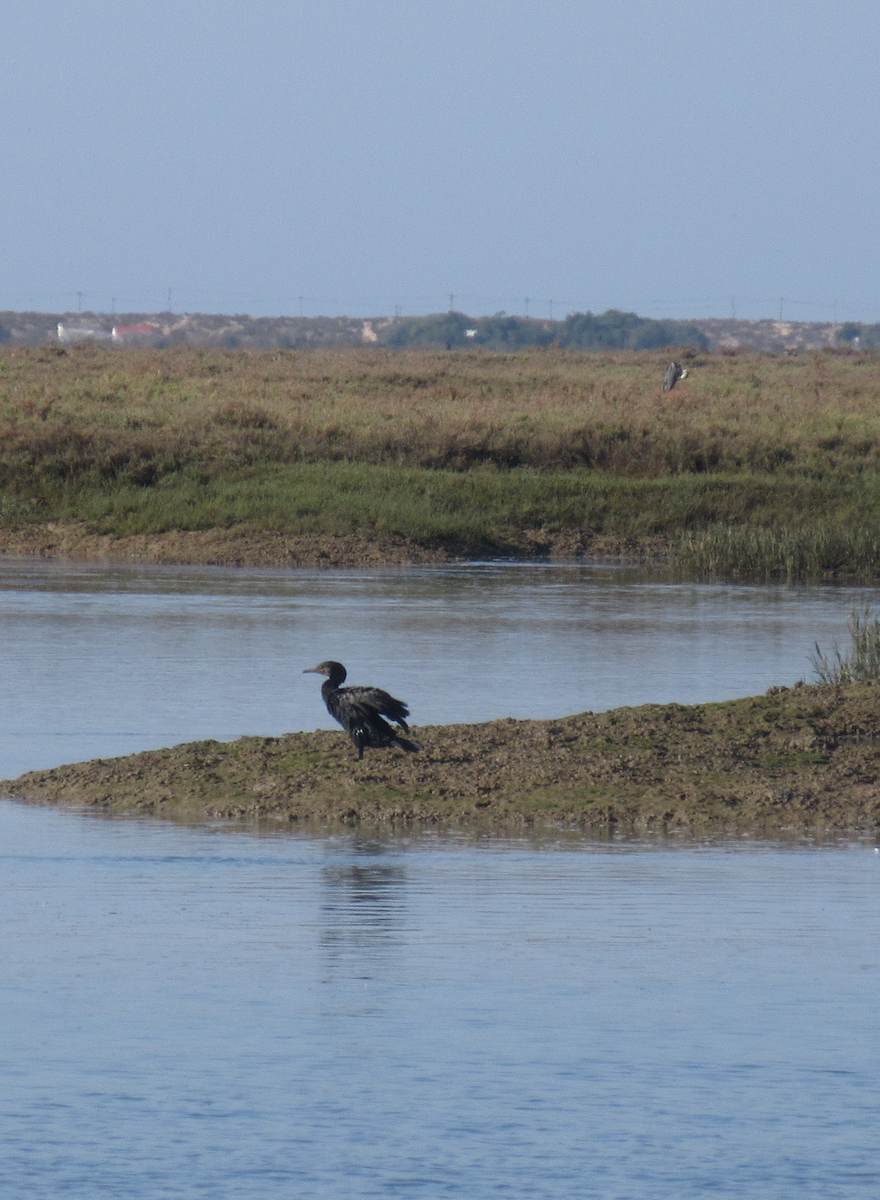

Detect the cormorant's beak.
[{"left": 302, "top": 666, "right": 323, "bottom": 674}]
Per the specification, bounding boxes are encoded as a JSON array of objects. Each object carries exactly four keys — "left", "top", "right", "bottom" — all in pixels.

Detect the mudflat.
[
  {"left": 0, "top": 523, "right": 647, "bottom": 569},
  {"left": 0, "top": 522, "right": 455, "bottom": 569},
  {"left": 5, "top": 682, "right": 880, "bottom": 833}
]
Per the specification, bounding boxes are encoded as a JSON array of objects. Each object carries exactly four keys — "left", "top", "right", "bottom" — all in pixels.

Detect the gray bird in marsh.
[
  {"left": 663, "top": 361, "right": 688, "bottom": 391},
  {"left": 303, "top": 660, "right": 422, "bottom": 761}
]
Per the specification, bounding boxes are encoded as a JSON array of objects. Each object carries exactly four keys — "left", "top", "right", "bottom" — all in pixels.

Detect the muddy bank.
[
  {"left": 0, "top": 522, "right": 451, "bottom": 568},
  {"left": 5, "top": 683, "right": 880, "bottom": 832},
  {"left": 0, "top": 522, "right": 652, "bottom": 569}
]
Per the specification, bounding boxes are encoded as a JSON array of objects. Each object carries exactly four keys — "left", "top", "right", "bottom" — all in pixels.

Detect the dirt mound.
[{"left": 6, "top": 682, "right": 880, "bottom": 833}]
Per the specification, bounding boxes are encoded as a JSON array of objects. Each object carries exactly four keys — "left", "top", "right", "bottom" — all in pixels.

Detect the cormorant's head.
[{"left": 303, "top": 660, "right": 347, "bottom": 683}]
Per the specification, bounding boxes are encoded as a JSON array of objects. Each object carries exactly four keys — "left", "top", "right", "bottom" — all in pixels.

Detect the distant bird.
[
  {"left": 303, "top": 660, "right": 422, "bottom": 761},
  {"left": 663, "top": 361, "right": 688, "bottom": 391}
]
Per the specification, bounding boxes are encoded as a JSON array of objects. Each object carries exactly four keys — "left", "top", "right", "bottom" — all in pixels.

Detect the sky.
[{"left": 3, "top": 0, "right": 880, "bottom": 322}]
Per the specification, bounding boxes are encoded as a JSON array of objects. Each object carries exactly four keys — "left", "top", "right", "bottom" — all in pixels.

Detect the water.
[
  {"left": 2, "top": 558, "right": 880, "bottom": 1197},
  {"left": 0, "top": 557, "right": 876, "bottom": 780},
  {"left": 1, "top": 804, "right": 879, "bottom": 1198}
]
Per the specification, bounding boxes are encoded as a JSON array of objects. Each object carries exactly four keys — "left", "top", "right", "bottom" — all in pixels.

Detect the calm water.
[
  {"left": 1, "top": 804, "right": 879, "bottom": 1199},
  {"left": 2, "top": 559, "right": 880, "bottom": 1198},
  {"left": 0, "top": 557, "right": 876, "bottom": 779}
]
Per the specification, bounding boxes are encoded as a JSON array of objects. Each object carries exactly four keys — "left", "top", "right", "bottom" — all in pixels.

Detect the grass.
[
  {"left": 811, "top": 609, "right": 880, "bottom": 683},
  {"left": 3, "top": 342, "right": 880, "bottom": 575},
  {"left": 668, "top": 522, "right": 880, "bottom": 581},
  {"left": 30, "top": 465, "right": 880, "bottom": 560}
]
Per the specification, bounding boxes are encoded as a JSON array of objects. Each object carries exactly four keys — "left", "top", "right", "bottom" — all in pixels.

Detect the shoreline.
[
  {"left": 0, "top": 522, "right": 652, "bottom": 570},
  {"left": 5, "top": 682, "right": 880, "bottom": 833}
]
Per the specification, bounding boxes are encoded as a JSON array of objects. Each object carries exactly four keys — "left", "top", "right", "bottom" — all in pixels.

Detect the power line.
[{"left": 4, "top": 288, "right": 880, "bottom": 323}]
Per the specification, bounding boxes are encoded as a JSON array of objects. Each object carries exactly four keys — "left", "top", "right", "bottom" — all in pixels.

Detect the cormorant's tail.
[{"left": 393, "top": 733, "right": 422, "bottom": 754}]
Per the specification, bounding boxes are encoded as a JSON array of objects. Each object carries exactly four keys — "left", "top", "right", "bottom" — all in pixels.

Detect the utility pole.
[
  {"left": 76, "top": 291, "right": 83, "bottom": 312},
  {"left": 167, "top": 287, "right": 172, "bottom": 311},
  {"left": 730, "top": 297, "right": 736, "bottom": 320},
  {"left": 449, "top": 293, "right": 455, "bottom": 311},
  {"left": 779, "top": 297, "right": 784, "bottom": 320},
  {"left": 111, "top": 297, "right": 116, "bottom": 316}
]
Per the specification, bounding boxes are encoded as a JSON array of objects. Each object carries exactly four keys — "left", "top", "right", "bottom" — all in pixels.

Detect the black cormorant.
[
  {"left": 303, "top": 660, "right": 422, "bottom": 761},
  {"left": 663, "top": 361, "right": 688, "bottom": 391}
]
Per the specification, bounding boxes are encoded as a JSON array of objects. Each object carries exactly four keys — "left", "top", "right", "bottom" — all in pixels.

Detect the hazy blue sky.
[{"left": 3, "top": 0, "right": 879, "bottom": 321}]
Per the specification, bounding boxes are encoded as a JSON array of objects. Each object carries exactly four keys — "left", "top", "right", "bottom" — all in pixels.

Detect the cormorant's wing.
[{"left": 341, "top": 686, "right": 411, "bottom": 730}]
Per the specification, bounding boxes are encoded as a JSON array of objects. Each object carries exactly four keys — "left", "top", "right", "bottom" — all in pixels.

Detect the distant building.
[
  {"left": 112, "top": 322, "right": 157, "bottom": 343},
  {"left": 57, "top": 323, "right": 111, "bottom": 343}
]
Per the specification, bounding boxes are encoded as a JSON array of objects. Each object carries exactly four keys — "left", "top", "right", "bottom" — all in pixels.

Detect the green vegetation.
[
  {"left": 555, "top": 310, "right": 708, "bottom": 351},
  {"left": 811, "top": 609, "right": 880, "bottom": 684},
  {"left": 669, "top": 523, "right": 880, "bottom": 582},
  {"left": 837, "top": 321, "right": 880, "bottom": 350},
  {"left": 379, "top": 308, "right": 708, "bottom": 350},
  {"left": 2, "top": 342, "right": 880, "bottom": 576},
  {"left": 21, "top": 467, "right": 880, "bottom": 566}
]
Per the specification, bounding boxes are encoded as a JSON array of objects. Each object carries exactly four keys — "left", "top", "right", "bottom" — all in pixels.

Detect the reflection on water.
[
  {"left": 1, "top": 556, "right": 878, "bottom": 779},
  {"left": 1, "top": 802, "right": 878, "bottom": 1199},
  {"left": 320, "top": 841, "right": 408, "bottom": 984}
]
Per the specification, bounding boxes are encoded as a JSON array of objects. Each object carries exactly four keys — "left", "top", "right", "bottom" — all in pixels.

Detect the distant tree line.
[
  {"left": 836, "top": 322, "right": 880, "bottom": 350},
  {"left": 379, "top": 309, "right": 709, "bottom": 351}
]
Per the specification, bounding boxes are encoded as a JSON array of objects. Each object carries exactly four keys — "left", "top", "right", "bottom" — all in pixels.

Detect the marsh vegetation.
[
  {"left": 2, "top": 343, "right": 880, "bottom": 576},
  {"left": 811, "top": 608, "right": 880, "bottom": 684}
]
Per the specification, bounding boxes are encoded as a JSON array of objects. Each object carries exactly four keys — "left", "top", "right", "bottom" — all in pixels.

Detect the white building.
[{"left": 57, "top": 323, "right": 111, "bottom": 344}]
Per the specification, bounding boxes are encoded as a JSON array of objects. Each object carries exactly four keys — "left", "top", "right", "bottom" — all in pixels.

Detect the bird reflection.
[{"left": 319, "top": 842, "right": 408, "bottom": 986}]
